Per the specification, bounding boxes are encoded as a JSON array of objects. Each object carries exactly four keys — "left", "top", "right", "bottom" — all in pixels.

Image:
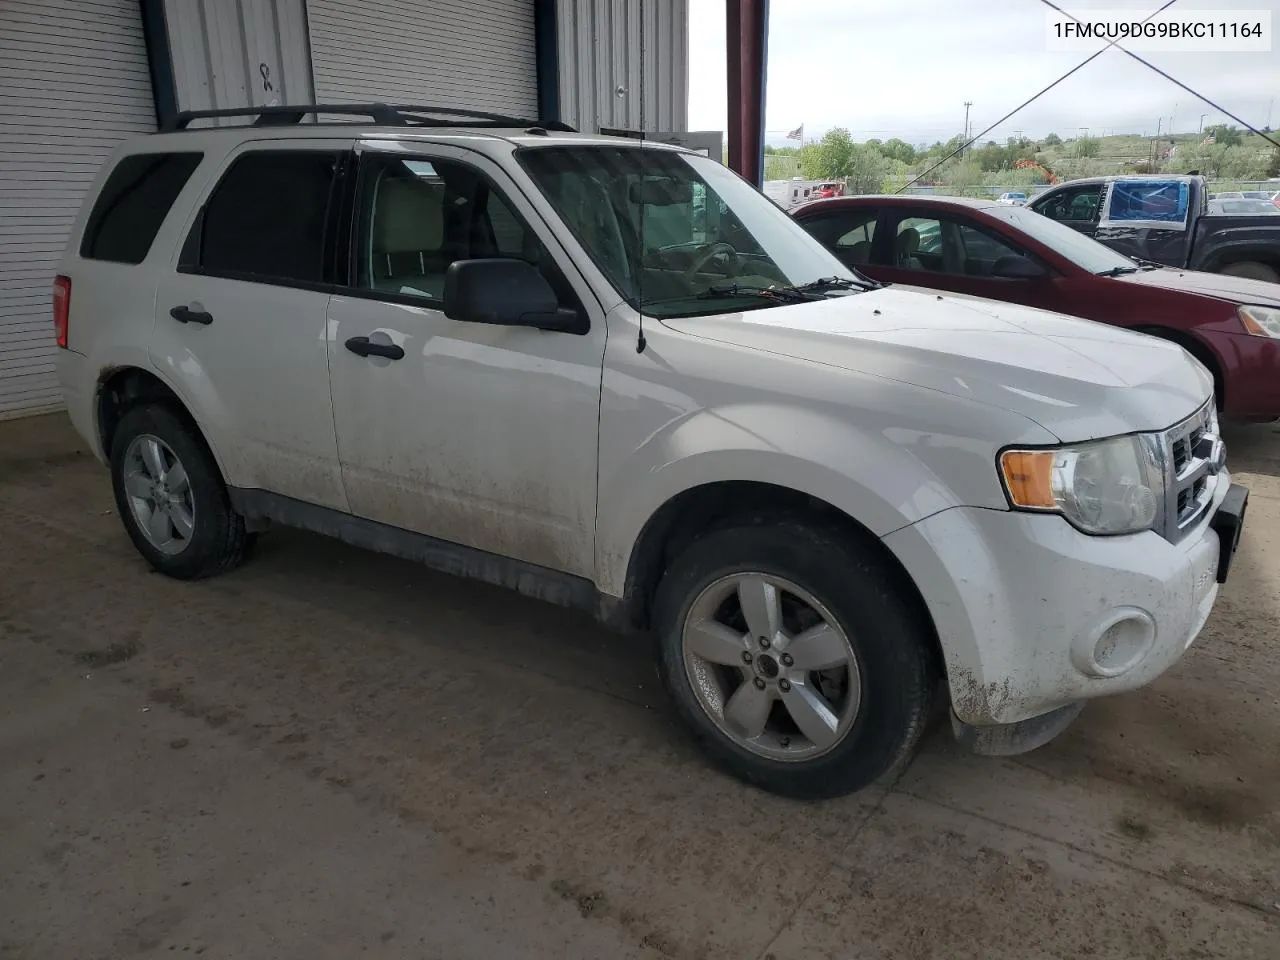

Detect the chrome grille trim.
[{"left": 1156, "top": 400, "right": 1223, "bottom": 543}]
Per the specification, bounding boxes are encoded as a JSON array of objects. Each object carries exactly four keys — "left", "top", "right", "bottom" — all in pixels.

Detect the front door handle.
[
  {"left": 345, "top": 335, "right": 404, "bottom": 361},
  {"left": 169, "top": 305, "right": 213, "bottom": 325}
]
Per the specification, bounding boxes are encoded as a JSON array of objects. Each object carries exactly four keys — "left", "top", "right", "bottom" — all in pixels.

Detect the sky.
[{"left": 686, "top": 0, "right": 1280, "bottom": 147}]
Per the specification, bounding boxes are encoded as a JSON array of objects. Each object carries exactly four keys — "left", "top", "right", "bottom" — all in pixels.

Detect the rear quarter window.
[{"left": 80, "top": 152, "right": 203, "bottom": 263}]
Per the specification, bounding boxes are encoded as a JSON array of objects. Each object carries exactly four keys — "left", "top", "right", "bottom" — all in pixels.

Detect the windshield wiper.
[
  {"left": 789, "top": 275, "right": 881, "bottom": 292},
  {"left": 698, "top": 283, "right": 816, "bottom": 303},
  {"left": 1096, "top": 265, "right": 1140, "bottom": 277}
]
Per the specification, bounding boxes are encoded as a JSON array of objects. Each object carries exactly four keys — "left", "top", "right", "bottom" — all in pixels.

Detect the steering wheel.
[{"left": 682, "top": 242, "right": 739, "bottom": 282}]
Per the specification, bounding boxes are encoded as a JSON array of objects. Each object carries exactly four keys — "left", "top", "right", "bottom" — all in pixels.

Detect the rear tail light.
[{"left": 53, "top": 275, "right": 70, "bottom": 349}]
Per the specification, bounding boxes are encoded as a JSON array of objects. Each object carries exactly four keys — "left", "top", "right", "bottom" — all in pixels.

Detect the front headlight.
[
  {"left": 1238, "top": 305, "right": 1280, "bottom": 338},
  {"left": 999, "top": 435, "right": 1164, "bottom": 535}
]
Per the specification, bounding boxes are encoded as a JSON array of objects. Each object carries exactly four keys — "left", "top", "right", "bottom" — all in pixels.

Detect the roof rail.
[{"left": 161, "top": 103, "right": 577, "bottom": 133}]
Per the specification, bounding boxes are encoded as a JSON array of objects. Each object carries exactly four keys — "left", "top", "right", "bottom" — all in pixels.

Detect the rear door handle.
[
  {"left": 169, "top": 305, "right": 213, "bottom": 325},
  {"left": 345, "top": 335, "right": 404, "bottom": 361}
]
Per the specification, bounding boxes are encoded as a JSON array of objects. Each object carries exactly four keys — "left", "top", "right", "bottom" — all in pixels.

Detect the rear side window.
[
  {"left": 80, "top": 152, "right": 203, "bottom": 263},
  {"left": 184, "top": 150, "right": 340, "bottom": 285}
]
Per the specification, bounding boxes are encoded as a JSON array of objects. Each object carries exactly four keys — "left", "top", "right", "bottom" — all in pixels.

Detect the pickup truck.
[{"left": 1028, "top": 174, "right": 1280, "bottom": 283}]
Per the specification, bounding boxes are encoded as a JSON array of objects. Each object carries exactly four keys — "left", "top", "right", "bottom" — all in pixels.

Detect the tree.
[
  {"left": 941, "top": 159, "right": 984, "bottom": 195},
  {"left": 799, "top": 127, "right": 856, "bottom": 180},
  {"left": 1204, "top": 124, "right": 1243, "bottom": 147},
  {"left": 845, "top": 143, "right": 888, "bottom": 194},
  {"left": 764, "top": 156, "right": 798, "bottom": 181},
  {"left": 1268, "top": 148, "right": 1280, "bottom": 178},
  {"left": 974, "top": 142, "right": 1012, "bottom": 172},
  {"left": 881, "top": 138, "right": 916, "bottom": 164},
  {"left": 1175, "top": 142, "right": 1269, "bottom": 180},
  {"left": 1043, "top": 132, "right": 1063, "bottom": 146},
  {"left": 1074, "top": 136, "right": 1100, "bottom": 158}
]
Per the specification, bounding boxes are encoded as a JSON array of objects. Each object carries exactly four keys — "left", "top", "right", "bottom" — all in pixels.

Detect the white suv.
[{"left": 54, "top": 104, "right": 1248, "bottom": 799}]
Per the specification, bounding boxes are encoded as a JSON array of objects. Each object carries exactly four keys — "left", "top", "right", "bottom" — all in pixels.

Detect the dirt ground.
[{"left": 1, "top": 412, "right": 1278, "bottom": 960}]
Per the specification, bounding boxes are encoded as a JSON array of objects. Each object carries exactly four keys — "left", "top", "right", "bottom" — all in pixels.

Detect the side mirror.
[
  {"left": 990, "top": 255, "right": 1049, "bottom": 280},
  {"left": 443, "top": 258, "right": 580, "bottom": 332}
]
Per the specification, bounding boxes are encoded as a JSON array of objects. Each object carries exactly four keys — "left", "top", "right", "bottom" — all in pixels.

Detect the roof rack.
[{"left": 160, "top": 103, "right": 577, "bottom": 133}]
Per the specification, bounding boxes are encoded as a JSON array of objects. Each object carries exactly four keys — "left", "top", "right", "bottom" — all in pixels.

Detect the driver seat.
[{"left": 895, "top": 227, "right": 924, "bottom": 270}]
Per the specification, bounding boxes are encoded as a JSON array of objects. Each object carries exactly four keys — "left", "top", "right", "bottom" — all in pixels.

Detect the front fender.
[{"left": 596, "top": 401, "right": 1017, "bottom": 598}]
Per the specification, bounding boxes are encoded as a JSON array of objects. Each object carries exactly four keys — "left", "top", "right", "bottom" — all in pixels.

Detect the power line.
[
  {"left": 1038, "top": 0, "right": 1280, "bottom": 152},
  {"left": 895, "top": 0, "right": 1178, "bottom": 193}
]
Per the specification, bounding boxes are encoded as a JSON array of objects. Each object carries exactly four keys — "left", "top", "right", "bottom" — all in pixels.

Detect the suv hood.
[
  {"left": 662, "top": 285, "right": 1212, "bottom": 442},
  {"left": 1115, "top": 266, "right": 1280, "bottom": 306}
]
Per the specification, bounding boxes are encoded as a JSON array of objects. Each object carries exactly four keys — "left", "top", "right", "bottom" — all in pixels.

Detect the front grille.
[{"left": 1156, "top": 400, "right": 1223, "bottom": 543}]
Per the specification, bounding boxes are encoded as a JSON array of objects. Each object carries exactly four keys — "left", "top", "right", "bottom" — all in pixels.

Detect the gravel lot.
[{"left": 2, "top": 412, "right": 1278, "bottom": 959}]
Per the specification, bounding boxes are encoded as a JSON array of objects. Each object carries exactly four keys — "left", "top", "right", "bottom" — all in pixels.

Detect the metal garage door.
[
  {"left": 0, "top": 0, "right": 156, "bottom": 419},
  {"left": 307, "top": 0, "right": 537, "bottom": 118}
]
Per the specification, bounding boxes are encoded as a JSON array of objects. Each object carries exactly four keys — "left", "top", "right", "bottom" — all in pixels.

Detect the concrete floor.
[{"left": 1, "top": 412, "right": 1278, "bottom": 959}]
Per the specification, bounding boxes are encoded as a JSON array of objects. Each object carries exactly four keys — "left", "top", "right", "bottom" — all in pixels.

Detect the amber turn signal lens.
[{"left": 999, "top": 449, "right": 1057, "bottom": 509}]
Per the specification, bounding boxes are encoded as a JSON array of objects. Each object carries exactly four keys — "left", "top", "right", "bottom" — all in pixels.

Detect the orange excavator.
[{"left": 1013, "top": 159, "right": 1058, "bottom": 184}]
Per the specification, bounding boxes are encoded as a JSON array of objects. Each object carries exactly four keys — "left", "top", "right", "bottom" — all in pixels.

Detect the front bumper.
[
  {"left": 883, "top": 478, "right": 1247, "bottom": 730},
  {"left": 1209, "top": 329, "right": 1280, "bottom": 422}
]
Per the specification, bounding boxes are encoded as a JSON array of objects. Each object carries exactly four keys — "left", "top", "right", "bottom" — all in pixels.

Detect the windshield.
[
  {"left": 517, "top": 145, "right": 857, "bottom": 317},
  {"left": 986, "top": 205, "right": 1138, "bottom": 273}
]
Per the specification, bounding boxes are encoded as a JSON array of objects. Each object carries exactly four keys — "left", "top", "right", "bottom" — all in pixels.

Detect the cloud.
[{"left": 687, "top": 0, "right": 1280, "bottom": 144}]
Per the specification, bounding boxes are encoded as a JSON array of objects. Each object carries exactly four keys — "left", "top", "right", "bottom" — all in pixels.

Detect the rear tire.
[
  {"left": 1218, "top": 261, "right": 1279, "bottom": 284},
  {"left": 652, "top": 520, "right": 936, "bottom": 799},
  {"left": 109, "top": 404, "right": 249, "bottom": 580}
]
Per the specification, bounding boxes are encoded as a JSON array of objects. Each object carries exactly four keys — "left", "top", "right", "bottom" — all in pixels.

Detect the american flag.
[{"left": 786, "top": 124, "right": 804, "bottom": 141}]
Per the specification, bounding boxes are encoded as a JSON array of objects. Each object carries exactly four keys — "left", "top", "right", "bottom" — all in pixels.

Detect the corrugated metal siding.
[
  {"left": 0, "top": 0, "right": 155, "bottom": 419},
  {"left": 557, "top": 0, "right": 687, "bottom": 134},
  {"left": 307, "top": 0, "right": 537, "bottom": 116},
  {"left": 163, "top": 0, "right": 315, "bottom": 120}
]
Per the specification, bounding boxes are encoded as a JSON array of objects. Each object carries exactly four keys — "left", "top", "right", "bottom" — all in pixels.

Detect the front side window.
[
  {"left": 186, "top": 150, "right": 339, "bottom": 285},
  {"left": 352, "top": 153, "right": 576, "bottom": 313},
  {"left": 81, "top": 152, "right": 203, "bottom": 264},
  {"left": 517, "top": 145, "right": 856, "bottom": 317},
  {"left": 1035, "top": 185, "right": 1104, "bottom": 224}
]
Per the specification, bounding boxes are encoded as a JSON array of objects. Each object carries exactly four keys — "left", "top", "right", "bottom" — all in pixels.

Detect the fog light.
[{"left": 1072, "top": 608, "right": 1155, "bottom": 678}]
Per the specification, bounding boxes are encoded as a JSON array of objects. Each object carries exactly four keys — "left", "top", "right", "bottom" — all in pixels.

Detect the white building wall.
[
  {"left": 163, "top": 0, "right": 316, "bottom": 116},
  {"left": 557, "top": 0, "right": 688, "bottom": 133},
  {"left": 308, "top": 0, "right": 538, "bottom": 117},
  {"left": 0, "top": 0, "right": 156, "bottom": 419}
]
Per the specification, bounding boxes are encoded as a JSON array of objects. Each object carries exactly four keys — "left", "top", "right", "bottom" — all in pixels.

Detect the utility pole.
[
  {"left": 1199, "top": 113, "right": 1207, "bottom": 134},
  {"left": 963, "top": 101, "right": 973, "bottom": 157}
]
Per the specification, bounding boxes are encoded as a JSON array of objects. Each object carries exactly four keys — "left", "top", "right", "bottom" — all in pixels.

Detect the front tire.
[
  {"left": 109, "top": 404, "right": 249, "bottom": 580},
  {"left": 652, "top": 521, "right": 937, "bottom": 799}
]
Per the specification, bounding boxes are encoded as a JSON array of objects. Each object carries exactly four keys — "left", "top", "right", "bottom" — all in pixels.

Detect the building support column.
[
  {"left": 534, "top": 0, "right": 561, "bottom": 124},
  {"left": 726, "top": 0, "right": 768, "bottom": 186}
]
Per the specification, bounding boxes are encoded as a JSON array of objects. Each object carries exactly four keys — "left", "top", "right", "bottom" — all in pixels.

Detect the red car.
[{"left": 791, "top": 195, "right": 1280, "bottom": 421}]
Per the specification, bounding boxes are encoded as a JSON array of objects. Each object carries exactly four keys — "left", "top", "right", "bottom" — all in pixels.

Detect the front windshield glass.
[
  {"left": 517, "top": 145, "right": 858, "bottom": 317},
  {"left": 987, "top": 205, "right": 1138, "bottom": 274}
]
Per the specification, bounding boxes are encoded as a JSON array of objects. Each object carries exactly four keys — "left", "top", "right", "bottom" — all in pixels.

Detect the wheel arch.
[
  {"left": 617, "top": 479, "right": 946, "bottom": 678},
  {"left": 1199, "top": 246, "right": 1280, "bottom": 278},
  {"left": 96, "top": 366, "right": 229, "bottom": 481}
]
